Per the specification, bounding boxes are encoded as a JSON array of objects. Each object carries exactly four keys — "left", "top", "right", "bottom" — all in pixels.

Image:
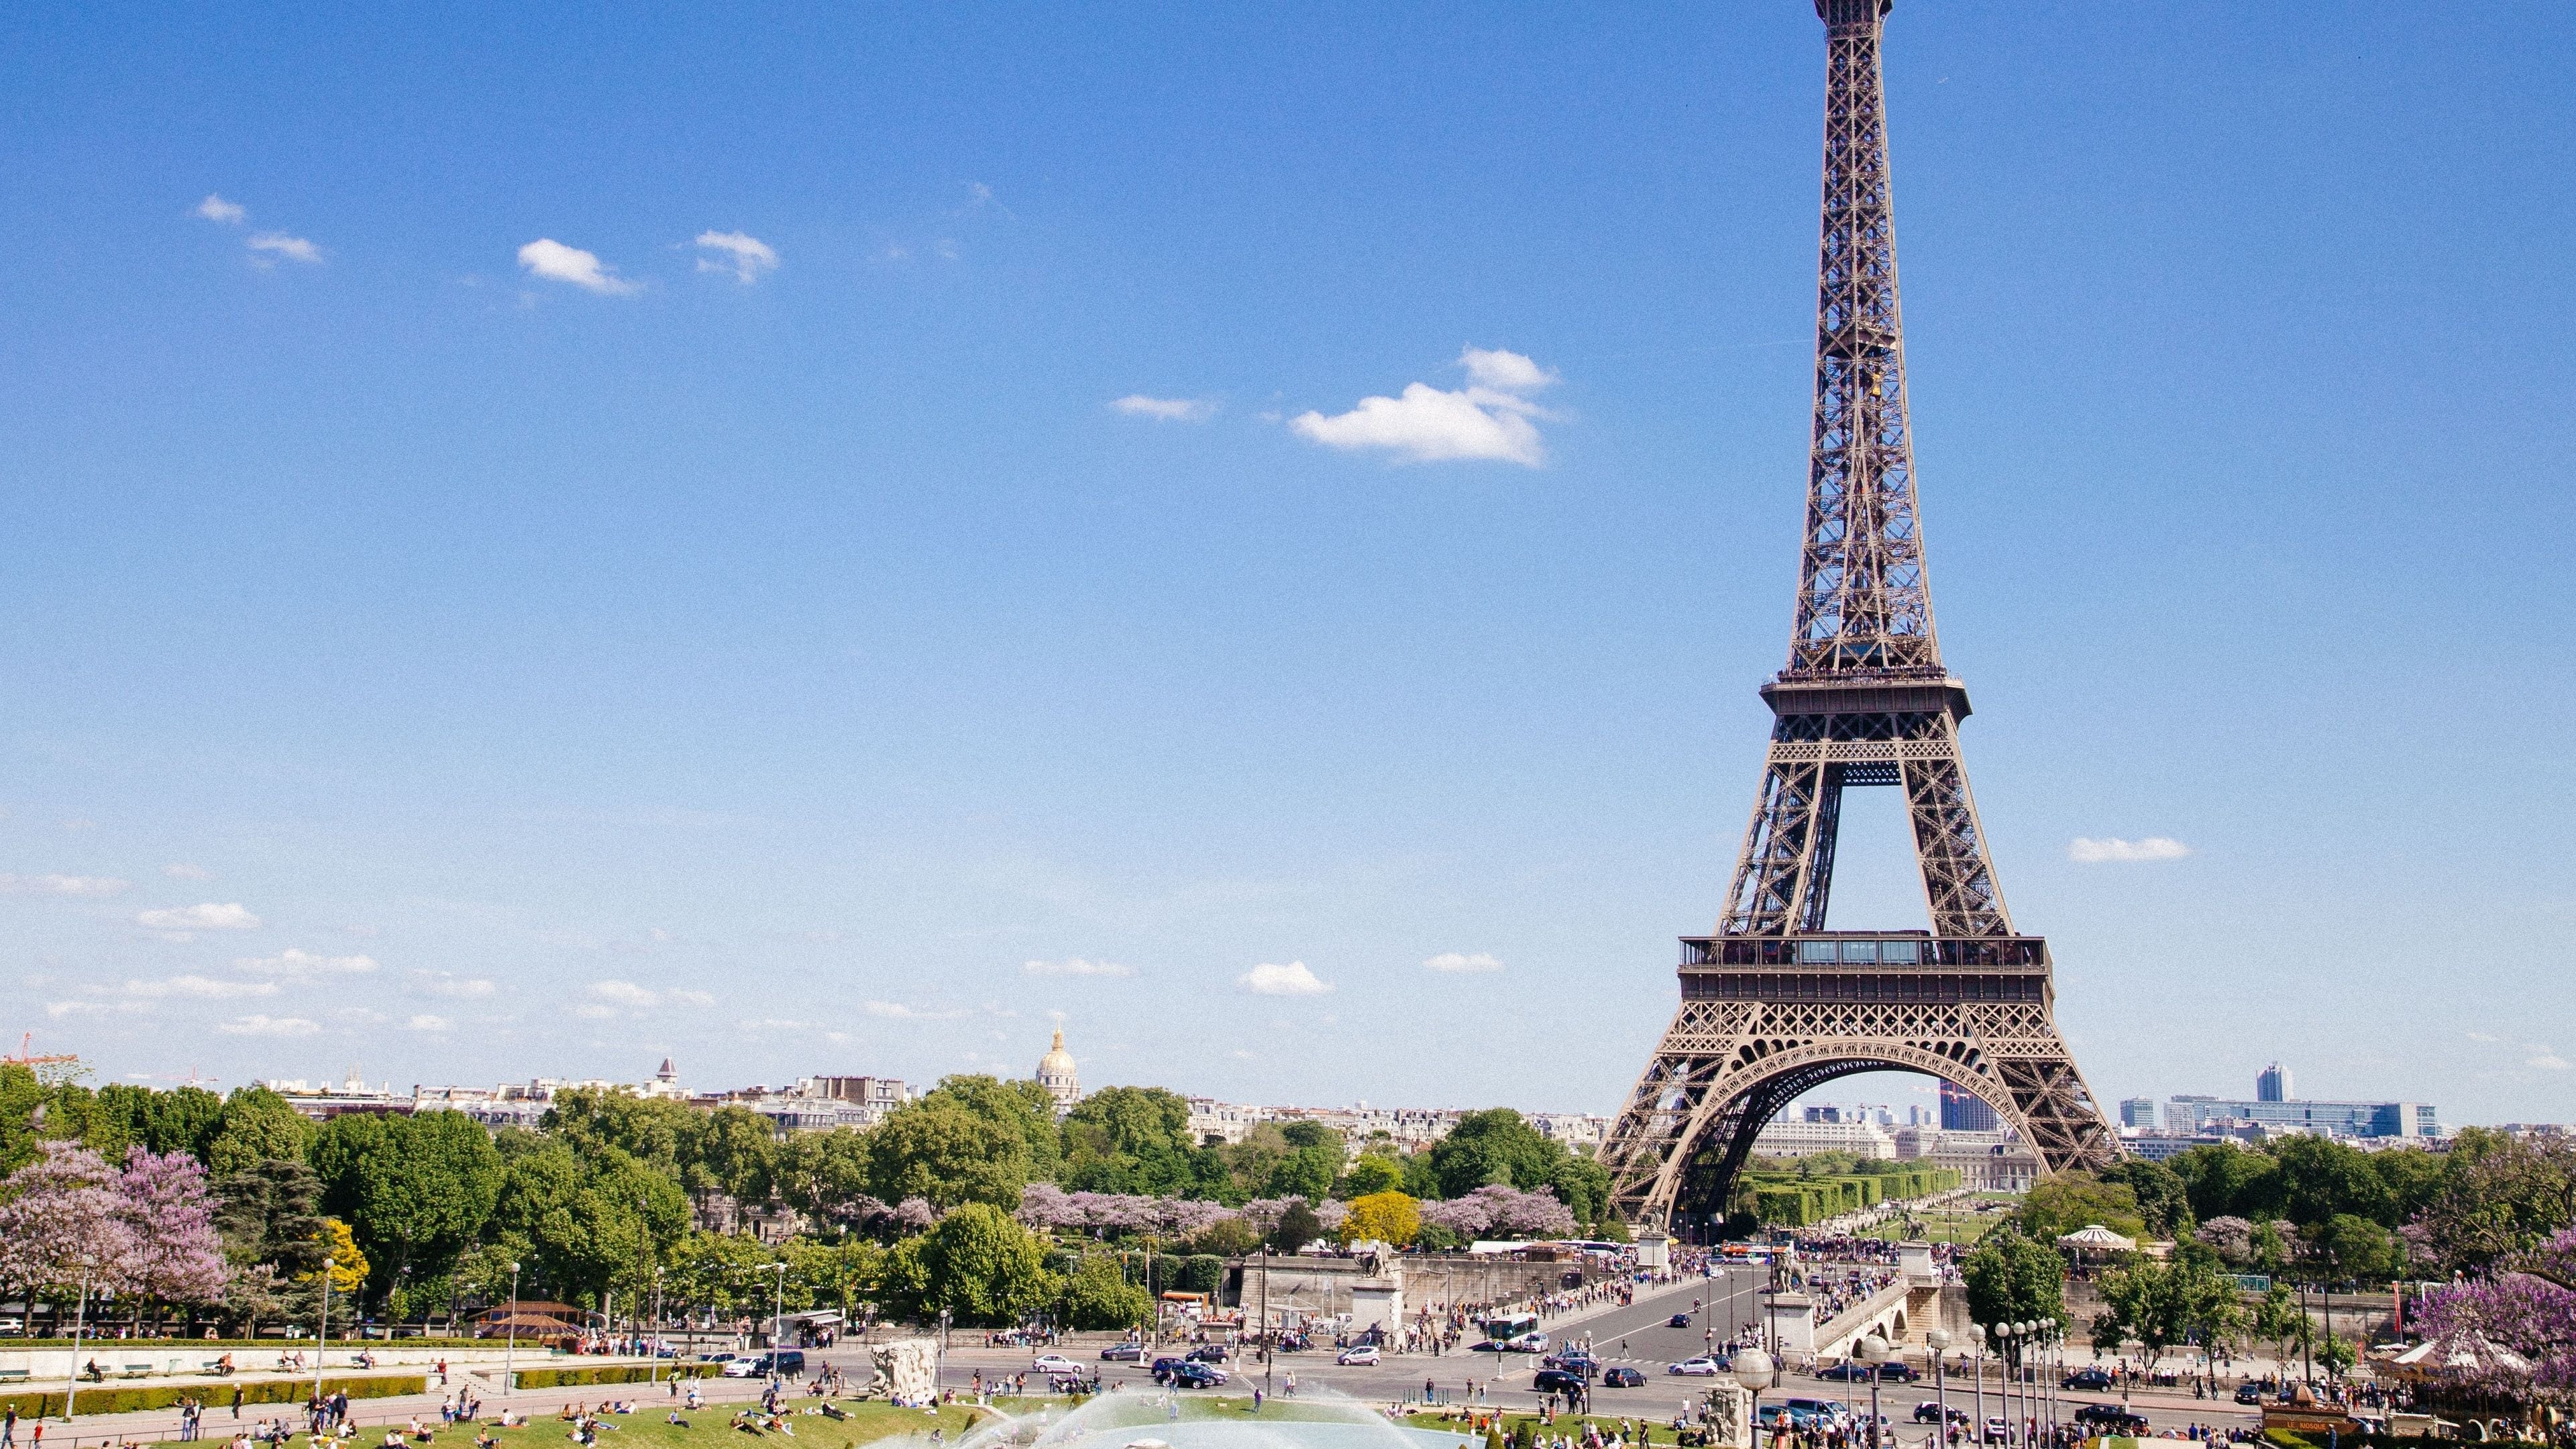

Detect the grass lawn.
[
  {"left": 1402, "top": 1408, "right": 1711, "bottom": 1446},
  {"left": 99, "top": 1402, "right": 998, "bottom": 1449},
  {"left": 1860, "top": 1213, "right": 1998, "bottom": 1247}
]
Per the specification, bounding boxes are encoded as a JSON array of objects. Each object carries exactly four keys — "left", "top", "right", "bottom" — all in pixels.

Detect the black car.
[
  {"left": 1602, "top": 1368, "right": 1646, "bottom": 1388},
  {"left": 1915, "top": 1404, "right": 1970, "bottom": 1426},
  {"left": 1101, "top": 1344, "right": 1144, "bottom": 1362},
  {"left": 1667, "top": 1313, "right": 1694, "bottom": 1328},
  {"left": 1168, "top": 1361, "right": 1227, "bottom": 1389},
  {"left": 1534, "top": 1369, "right": 1588, "bottom": 1395},
  {"left": 2074, "top": 1405, "right": 2149, "bottom": 1436},
  {"left": 1150, "top": 1357, "right": 1187, "bottom": 1381},
  {"left": 2233, "top": 1385, "right": 2265, "bottom": 1407},
  {"left": 1187, "top": 1345, "right": 1230, "bottom": 1363},
  {"left": 1817, "top": 1362, "right": 1875, "bottom": 1383},
  {"left": 2061, "top": 1368, "right": 2114, "bottom": 1392},
  {"left": 1875, "top": 1362, "right": 1921, "bottom": 1383}
]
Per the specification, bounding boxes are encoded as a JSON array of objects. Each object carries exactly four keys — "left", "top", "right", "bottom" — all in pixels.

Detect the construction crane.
[{"left": 5, "top": 1031, "right": 79, "bottom": 1067}]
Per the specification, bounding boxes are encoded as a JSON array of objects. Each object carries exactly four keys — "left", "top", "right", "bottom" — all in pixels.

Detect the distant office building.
[
  {"left": 2257, "top": 1063, "right": 2292, "bottom": 1103},
  {"left": 1803, "top": 1104, "right": 1843, "bottom": 1124},
  {"left": 2120, "top": 1097, "right": 2158, "bottom": 1129},
  {"left": 1754, "top": 1117, "right": 1894, "bottom": 1160},
  {"left": 1941, "top": 1080, "right": 1998, "bottom": 1132},
  {"left": 2167, "top": 1095, "right": 2436, "bottom": 1140}
]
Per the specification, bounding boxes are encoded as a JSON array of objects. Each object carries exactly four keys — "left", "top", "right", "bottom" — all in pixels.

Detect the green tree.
[
  {"left": 212, "top": 1157, "right": 329, "bottom": 1332},
  {"left": 1547, "top": 1155, "right": 1612, "bottom": 1226},
  {"left": 2249, "top": 1283, "right": 2310, "bottom": 1364},
  {"left": 2169, "top": 1144, "right": 2284, "bottom": 1226},
  {"left": 2409, "top": 1128, "right": 2576, "bottom": 1275},
  {"left": 2011, "top": 1173, "right": 2147, "bottom": 1243},
  {"left": 784, "top": 1235, "right": 884, "bottom": 1322},
  {"left": 207, "top": 1087, "right": 314, "bottom": 1175},
  {"left": 311, "top": 1110, "right": 502, "bottom": 1303},
  {"left": 2101, "top": 1159, "right": 2194, "bottom": 1239},
  {"left": 867, "top": 1102, "right": 1028, "bottom": 1211},
  {"left": 543, "top": 1087, "right": 701, "bottom": 1180},
  {"left": 775, "top": 1128, "right": 875, "bottom": 1228},
  {"left": 488, "top": 1140, "right": 690, "bottom": 1308},
  {"left": 1269, "top": 1200, "right": 1323, "bottom": 1253},
  {"left": 667, "top": 1230, "right": 778, "bottom": 1318},
  {"left": 1057, "top": 1251, "right": 1151, "bottom": 1330},
  {"left": 688, "top": 1107, "right": 780, "bottom": 1205},
  {"left": 925, "top": 1075, "right": 1063, "bottom": 1183},
  {"left": 1428, "top": 1110, "right": 1564, "bottom": 1199},
  {"left": 2306, "top": 1213, "right": 2403, "bottom": 1285},
  {"left": 880, "top": 1202, "right": 1055, "bottom": 1326},
  {"left": 2090, "top": 1246, "right": 2241, "bottom": 1375},
  {"left": 1063, "top": 1086, "right": 1226, "bottom": 1198},
  {"left": 1961, "top": 1227, "right": 2065, "bottom": 1357},
  {"left": 1341, "top": 1155, "right": 1405, "bottom": 1198},
  {"left": 2271, "top": 1136, "right": 2394, "bottom": 1228}
]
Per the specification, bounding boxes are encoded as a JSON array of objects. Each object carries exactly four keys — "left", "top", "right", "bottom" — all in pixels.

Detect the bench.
[
  {"left": 121, "top": 1364, "right": 155, "bottom": 1379},
  {"left": 0, "top": 1367, "right": 31, "bottom": 1383}
]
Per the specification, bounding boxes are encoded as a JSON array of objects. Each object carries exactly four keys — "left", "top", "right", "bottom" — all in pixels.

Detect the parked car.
[
  {"left": 2061, "top": 1368, "right": 2114, "bottom": 1393},
  {"left": 1187, "top": 1345, "right": 1230, "bottom": 1363},
  {"left": 1602, "top": 1368, "right": 1646, "bottom": 1388},
  {"left": 1668, "top": 1357, "right": 1724, "bottom": 1377},
  {"left": 1667, "top": 1313, "right": 1694, "bottom": 1328},
  {"left": 1915, "top": 1404, "right": 1970, "bottom": 1426},
  {"left": 1817, "top": 1362, "right": 1874, "bottom": 1383},
  {"left": 1534, "top": 1369, "right": 1588, "bottom": 1395},
  {"left": 1032, "top": 1355, "right": 1082, "bottom": 1375},
  {"left": 1336, "top": 1346, "right": 1381, "bottom": 1366},
  {"left": 1100, "top": 1344, "right": 1145, "bottom": 1362},
  {"left": 1168, "top": 1362, "right": 1228, "bottom": 1389},
  {"left": 722, "top": 1350, "right": 807, "bottom": 1379},
  {"left": 2074, "top": 1406, "right": 2149, "bottom": 1436}
]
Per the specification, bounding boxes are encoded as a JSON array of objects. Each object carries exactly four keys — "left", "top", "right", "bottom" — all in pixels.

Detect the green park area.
[{"left": 1859, "top": 1209, "right": 1996, "bottom": 1246}]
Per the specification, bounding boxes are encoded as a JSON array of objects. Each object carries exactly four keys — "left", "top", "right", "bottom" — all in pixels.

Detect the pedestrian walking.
[{"left": 3, "top": 1403, "right": 17, "bottom": 1449}]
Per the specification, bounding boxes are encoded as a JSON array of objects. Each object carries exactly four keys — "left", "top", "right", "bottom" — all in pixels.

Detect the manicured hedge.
[
  {"left": 0, "top": 1375, "right": 427, "bottom": 1419},
  {"left": 514, "top": 1364, "right": 718, "bottom": 1391}
]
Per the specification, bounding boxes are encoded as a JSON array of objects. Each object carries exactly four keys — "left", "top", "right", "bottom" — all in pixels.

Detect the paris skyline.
[{"left": 3, "top": 3, "right": 2572, "bottom": 1124}]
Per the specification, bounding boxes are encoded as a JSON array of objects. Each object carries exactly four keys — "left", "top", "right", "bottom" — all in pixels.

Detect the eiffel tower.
[{"left": 1600, "top": 0, "right": 2119, "bottom": 1235}]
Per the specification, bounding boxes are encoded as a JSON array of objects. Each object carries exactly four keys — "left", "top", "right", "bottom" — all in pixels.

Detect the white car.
[
  {"left": 1668, "top": 1357, "right": 1723, "bottom": 1377},
  {"left": 1032, "top": 1354, "right": 1082, "bottom": 1375},
  {"left": 719, "top": 1356, "right": 763, "bottom": 1378},
  {"left": 1336, "top": 1346, "right": 1381, "bottom": 1366}
]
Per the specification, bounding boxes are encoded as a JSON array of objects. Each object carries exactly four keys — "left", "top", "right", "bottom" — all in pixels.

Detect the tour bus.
[
  {"left": 1717, "top": 1244, "right": 1775, "bottom": 1267},
  {"left": 1479, "top": 1312, "right": 1547, "bottom": 1352}
]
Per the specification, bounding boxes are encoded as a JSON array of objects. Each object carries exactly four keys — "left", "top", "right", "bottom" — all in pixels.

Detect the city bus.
[{"left": 1479, "top": 1312, "right": 1546, "bottom": 1352}]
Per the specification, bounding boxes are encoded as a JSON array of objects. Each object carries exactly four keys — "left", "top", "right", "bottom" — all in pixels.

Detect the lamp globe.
[{"left": 1732, "top": 1349, "right": 1776, "bottom": 1393}]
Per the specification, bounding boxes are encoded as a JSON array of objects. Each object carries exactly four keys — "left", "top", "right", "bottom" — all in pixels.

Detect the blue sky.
[{"left": 3, "top": 3, "right": 2571, "bottom": 1126}]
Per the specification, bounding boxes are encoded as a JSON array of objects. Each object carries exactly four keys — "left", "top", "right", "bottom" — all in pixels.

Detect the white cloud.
[
  {"left": 2068, "top": 837, "right": 2192, "bottom": 863},
  {"left": 407, "top": 1014, "right": 451, "bottom": 1032},
  {"left": 1239, "top": 961, "right": 1332, "bottom": 996},
  {"left": 47, "top": 1000, "right": 109, "bottom": 1018},
  {"left": 137, "top": 902, "right": 262, "bottom": 938},
  {"left": 2531, "top": 1051, "right": 2572, "bottom": 1071},
  {"left": 248, "top": 233, "right": 322, "bottom": 266},
  {"left": 411, "top": 971, "right": 496, "bottom": 998},
  {"left": 588, "top": 979, "right": 712, "bottom": 1011},
  {"left": 123, "top": 975, "right": 278, "bottom": 1000},
  {"left": 0, "top": 873, "right": 129, "bottom": 896},
  {"left": 1112, "top": 395, "right": 1217, "bottom": 423},
  {"left": 1291, "top": 347, "right": 1557, "bottom": 466},
  {"left": 517, "top": 238, "right": 637, "bottom": 295},
  {"left": 2467, "top": 1031, "right": 2502, "bottom": 1043},
  {"left": 235, "top": 948, "right": 376, "bottom": 977},
  {"left": 1460, "top": 346, "right": 1558, "bottom": 392},
  {"left": 694, "top": 231, "right": 777, "bottom": 284},
  {"left": 863, "top": 1000, "right": 967, "bottom": 1020},
  {"left": 1424, "top": 951, "right": 1503, "bottom": 974},
  {"left": 1022, "top": 958, "right": 1134, "bottom": 978},
  {"left": 196, "top": 194, "right": 246, "bottom": 224},
  {"left": 217, "top": 1014, "right": 321, "bottom": 1037},
  {"left": 164, "top": 863, "right": 213, "bottom": 880}
]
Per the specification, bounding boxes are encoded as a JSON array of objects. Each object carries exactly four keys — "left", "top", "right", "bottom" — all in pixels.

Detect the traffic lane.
[{"left": 1762, "top": 1371, "right": 2260, "bottom": 1438}]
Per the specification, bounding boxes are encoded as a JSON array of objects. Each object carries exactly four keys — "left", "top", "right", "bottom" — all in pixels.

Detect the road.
[{"left": 904, "top": 1266, "right": 2261, "bottom": 1444}]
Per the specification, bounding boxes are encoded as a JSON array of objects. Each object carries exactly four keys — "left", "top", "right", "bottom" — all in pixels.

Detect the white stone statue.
[{"left": 858, "top": 1338, "right": 940, "bottom": 1405}]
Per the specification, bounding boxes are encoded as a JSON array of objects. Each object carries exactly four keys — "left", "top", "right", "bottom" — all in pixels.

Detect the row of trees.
[{"left": 0, "top": 1063, "right": 1610, "bottom": 1332}]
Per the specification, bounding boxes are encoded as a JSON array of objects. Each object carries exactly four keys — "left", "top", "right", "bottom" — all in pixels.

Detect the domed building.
[{"left": 1036, "top": 1027, "right": 1079, "bottom": 1113}]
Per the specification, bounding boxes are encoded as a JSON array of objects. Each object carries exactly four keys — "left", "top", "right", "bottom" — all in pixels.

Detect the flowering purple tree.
[
  {"left": 2415, "top": 1229, "right": 2576, "bottom": 1404},
  {"left": 1420, "top": 1185, "right": 1578, "bottom": 1240},
  {"left": 119, "top": 1147, "right": 229, "bottom": 1322},
  {"left": 892, "top": 1196, "right": 939, "bottom": 1232},
  {"left": 0, "top": 1142, "right": 139, "bottom": 1325},
  {"left": 1017, "top": 1183, "right": 1244, "bottom": 1239}
]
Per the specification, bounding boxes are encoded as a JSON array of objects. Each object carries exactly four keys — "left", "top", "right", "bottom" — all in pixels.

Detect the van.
[{"left": 722, "top": 1350, "right": 806, "bottom": 1378}]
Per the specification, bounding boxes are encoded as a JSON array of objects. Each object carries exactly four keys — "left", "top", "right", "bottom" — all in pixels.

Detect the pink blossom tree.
[
  {"left": 119, "top": 1147, "right": 229, "bottom": 1325},
  {"left": 0, "top": 1141, "right": 138, "bottom": 1329}
]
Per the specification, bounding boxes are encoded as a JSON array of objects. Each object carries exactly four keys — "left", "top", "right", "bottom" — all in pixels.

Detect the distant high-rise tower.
[
  {"left": 2119, "top": 1097, "right": 2157, "bottom": 1129},
  {"left": 2257, "top": 1063, "right": 2291, "bottom": 1103},
  {"left": 1941, "top": 1080, "right": 1998, "bottom": 1133},
  {"left": 1036, "top": 1027, "right": 1080, "bottom": 1112}
]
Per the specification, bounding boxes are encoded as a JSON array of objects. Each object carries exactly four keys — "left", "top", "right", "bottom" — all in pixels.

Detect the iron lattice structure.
[{"left": 1599, "top": 0, "right": 2118, "bottom": 1234}]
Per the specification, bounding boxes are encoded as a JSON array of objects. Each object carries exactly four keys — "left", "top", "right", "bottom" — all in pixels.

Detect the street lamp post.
[
  {"left": 60, "top": 1261, "right": 95, "bottom": 1424},
  {"left": 1969, "top": 1324, "right": 1985, "bottom": 1449},
  {"left": 768, "top": 1261, "right": 789, "bottom": 1362},
  {"left": 318, "top": 1256, "right": 337, "bottom": 1412},
  {"left": 1856, "top": 1334, "right": 1888, "bottom": 1449},
  {"left": 504, "top": 1261, "right": 523, "bottom": 1403},
  {"left": 1733, "top": 1348, "right": 1776, "bottom": 1449},
  {"left": 651, "top": 1268, "right": 667, "bottom": 1387},
  {"left": 1927, "top": 1329, "right": 1953, "bottom": 1449},
  {"left": 1993, "top": 1324, "right": 2013, "bottom": 1448}
]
